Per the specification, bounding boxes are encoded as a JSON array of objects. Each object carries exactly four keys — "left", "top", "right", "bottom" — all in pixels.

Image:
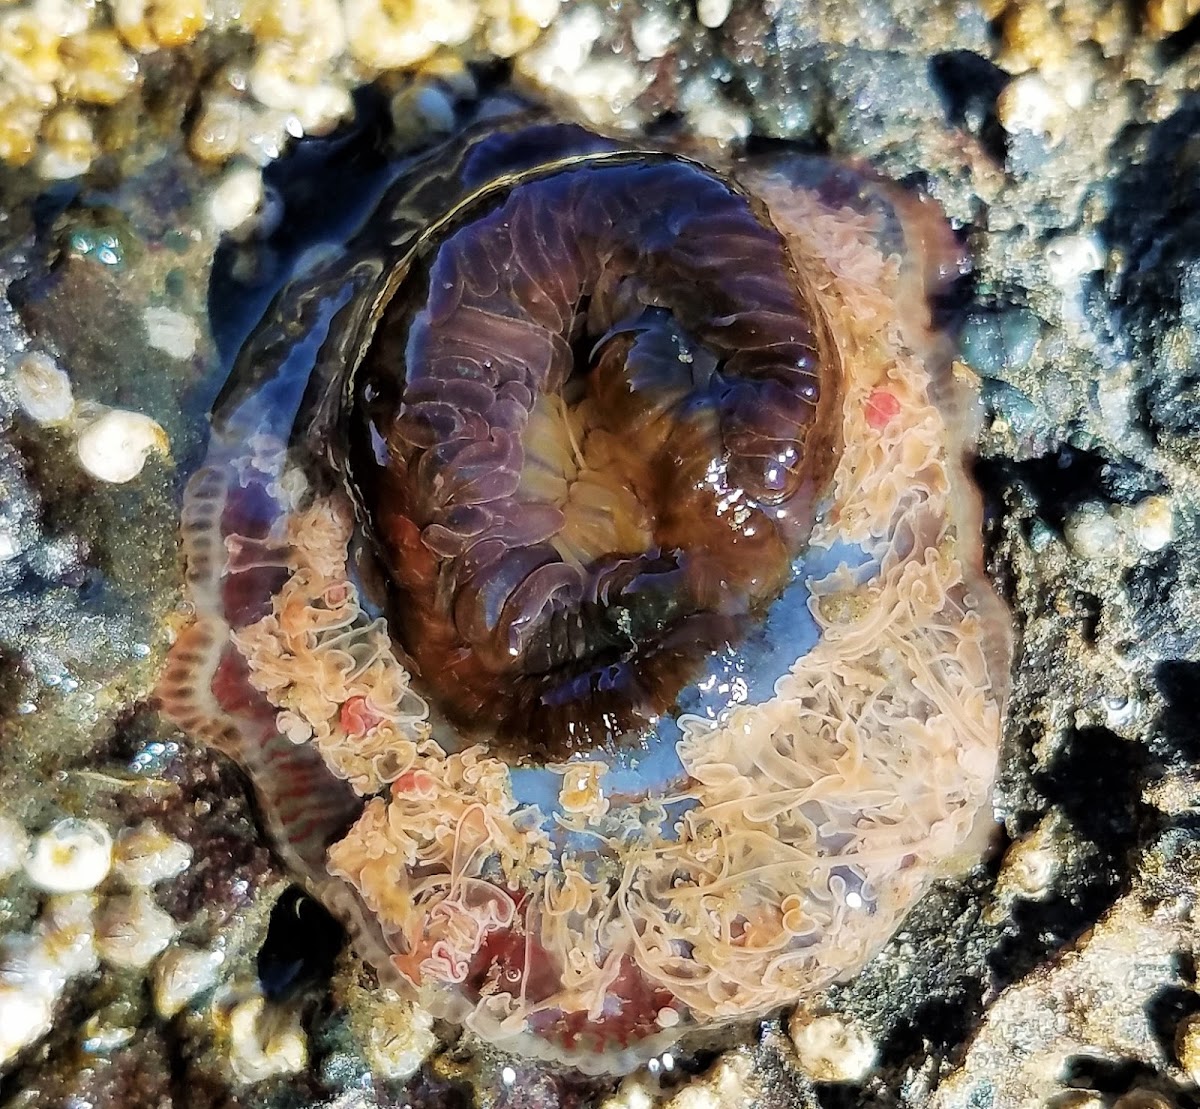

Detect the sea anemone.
[{"left": 159, "top": 111, "right": 1011, "bottom": 1073}]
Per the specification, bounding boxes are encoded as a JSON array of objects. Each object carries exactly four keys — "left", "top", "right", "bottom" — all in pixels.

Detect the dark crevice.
[
  {"left": 979, "top": 446, "right": 1163, "bottom": 535},
  {"left": 1059, "top": 1053, "right": 1163, "bottom": 1095},
  {"left": 1147, "top": 979, "right": 1200, "bottom": 1067},
  {"left": 875, "top": 987, "right": 987, "bottom": 1073},
  {"left": 928, "top": 50, "right": 1009, "bottom": 163},
  {"left": 1151, "top": 659, "right": 1200, "bottom": 763},
  {"left": 990, "top": 726, "right": 1158, "bottom": 989},
  {"left": 1158, "top": 9, "right": 1200, "bottom": 63},
  {"left": 257, "top": 887, "right": 346, "bottom": 1002}
]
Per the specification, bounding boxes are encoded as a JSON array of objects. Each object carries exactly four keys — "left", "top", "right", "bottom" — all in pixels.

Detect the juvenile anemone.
[{"left": 159, "top": 114, "right": 1011, "bottom": 1074}]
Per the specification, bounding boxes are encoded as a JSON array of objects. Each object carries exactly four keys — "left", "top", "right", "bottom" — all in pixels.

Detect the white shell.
[
  {"left": 153, "top": 944, "right": 224, "bottom": 1018},
  {"left": 0, "top": 813, "right": 30, "bottom": 880}
]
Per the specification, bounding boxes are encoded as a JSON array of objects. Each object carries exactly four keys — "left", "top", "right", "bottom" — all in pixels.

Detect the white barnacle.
[
  {"left": 0, "top": 813, "right": 30, "bottom": 880},
  {"left": 153, "top": 943, "right": 224, "bottom": 1018},
  {"left": 96, "top": 889, "right": 179, "bottom": 968},
  {"left": 0, "top": 892, "right": 100, "bottom": 1064},
  {"left": 789, "top": 1011, "right": 877, "bottom": 1083},
  {"left": 113, "top": 822, "right": 193, "bottom": 887},
  {"left": 75, "top": 407, "right": 169, "bottom": 483},
  {"left": 12, "top": 352, "right": 74, "bottom": 425},
  {"left": 222, "top": 988, "right": 308, "bottom": 1083},
  {"left": 143, "top": 305, "right": 201, "bottom": 360},
  {"left": 25, "top": 817, "right": 113, "bottom": 893}
]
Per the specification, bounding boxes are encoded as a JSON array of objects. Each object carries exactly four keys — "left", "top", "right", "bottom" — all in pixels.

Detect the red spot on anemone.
[
  {"left": 865, "top": 387, "right": 901, "bottom": 429},
  {"left": 339, "top": 695, "right": 383, "bottom": 737}
]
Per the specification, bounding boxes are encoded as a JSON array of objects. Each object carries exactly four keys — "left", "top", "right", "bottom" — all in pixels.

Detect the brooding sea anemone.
[{"left": 158, "top": 109, "right": 1012, "bottom": 1074}]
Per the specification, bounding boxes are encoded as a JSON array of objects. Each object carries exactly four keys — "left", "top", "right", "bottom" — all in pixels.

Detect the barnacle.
[{"left": 158, "top": 112, "right": 1011, "bottom": 1073}]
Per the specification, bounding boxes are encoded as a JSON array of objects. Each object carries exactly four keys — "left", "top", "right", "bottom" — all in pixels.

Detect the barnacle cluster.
[
  {"left": 159, "top": 117, "right": 1011, "bottom": 1072},
  {"left": 0, "top": 815, "right": 194, "bottom": 1066},
  {"left": 0, "top": 0, "right": 559, "bottom": 178},
  {"left": 12, "top": 350, "right": 169, "bottom": 483}
]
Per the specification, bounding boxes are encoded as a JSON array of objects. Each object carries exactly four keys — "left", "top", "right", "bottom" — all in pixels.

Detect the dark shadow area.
[
  {"left": 1060, "top": 1052, "right": 1164, "bottom": 1095},
  {"left": 1150, "top": 659, "right": 1200, "bottom": 763},
  {"left": 257, "top": 887, "right": 346, "bottom": 1002},
  {"left": 207, "top": 83, "right": 398, "bottom": 367},
  {"left": 1148, "top": 976, "right": 1200, "bottom": 1066},
  {"left": 875, "top": 988, "right": 987, "bottom": 1076},
  {"left": 989, "top": 726, "right": 1157, "bottom": 988},
  {"left": 1125, "top": 553, "right": 1200, "bottom": 677},
  {"left": 928, "top": 50, "right": 1009, "bottom": 163},
  {"left": 1158, "top": 9, "right": 1200, "bottom": 64},
  {"left": 979, "top": 445, "right": 1164, "bottom": 536},
  {"left": 1106, "top": 94, "right": 1200, "bottom": 446}
]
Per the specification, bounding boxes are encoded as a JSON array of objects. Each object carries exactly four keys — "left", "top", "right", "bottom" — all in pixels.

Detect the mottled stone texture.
[{"left": 1, "top": 0, "right": 1198, "bottom": 1105}]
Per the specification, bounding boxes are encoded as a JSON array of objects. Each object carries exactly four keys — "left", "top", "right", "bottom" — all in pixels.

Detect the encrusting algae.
[{"left": 158, "top": 112, "right": 1012, "bottom": 1073}]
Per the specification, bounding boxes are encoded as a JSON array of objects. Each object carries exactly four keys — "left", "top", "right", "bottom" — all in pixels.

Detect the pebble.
[
  {"left": 75, "top": 407, "right": 168, "bottom": 483},
  {"left": 1063, "top": 500, "right": 1121, "bottom": 561},
  {"left": 24, "top": 817, "right": 113, "bottom": 893},
  {"left": 997, "top": 72, "right": 1062, "bottom": 139},
  {"left": 1064, "top": 496, "right": 1175, "bottom": 563},
  {"left": 12, "top": 351, "right": 74, "bottom": 424},
  {"left": 696, "top": 0, "right": 732, "bottom": 29},
  {"left": 1123, "top": 494, "right": 1173, "bottom": 553},
  {"left": 959, "top": 309, "right": 1041, "bottom": 380}
]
